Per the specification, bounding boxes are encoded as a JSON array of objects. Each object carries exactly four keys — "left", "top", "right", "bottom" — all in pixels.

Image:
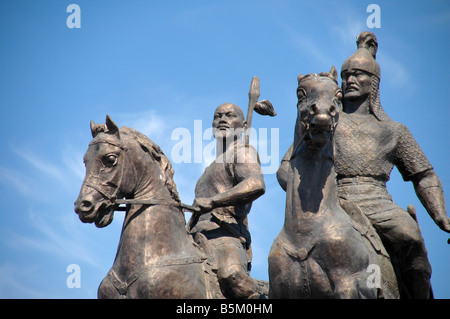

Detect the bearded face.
[{"left": 212, "top": 103, "right": 246, "bottom": 141}]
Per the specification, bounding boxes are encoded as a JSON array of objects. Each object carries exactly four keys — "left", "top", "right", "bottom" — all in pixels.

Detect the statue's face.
[
  {"left": 341, "top": 69, "right": 372, "bottom": 101},
  {"left": 212, "top": 103, "right": 245, "bottom": 140}
]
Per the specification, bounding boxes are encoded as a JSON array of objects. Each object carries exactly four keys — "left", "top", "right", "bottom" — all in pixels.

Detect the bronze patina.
[
  {"left": 334, "top": 31, "right": 448, "bottom": 299},
  {"left": 187, "top": 77, "right": 274, "bottom": 299},
  {"left": 271, "top": 67, "right": 398, "bottom": 298},
  {"left": 74, "top": 77, "right": 274, "bottom": 299},
  {"left": 73, "top": 32, "right": 447, "bottom": 299},
  {"left": 187, "top": 101, "right": 269, "bottom": 298},
  {"left": 74, "top": 115, "right": 225, "bottom": 298},
  {"left": 275, "top": 32, "right": 448, "bottom": 299}
]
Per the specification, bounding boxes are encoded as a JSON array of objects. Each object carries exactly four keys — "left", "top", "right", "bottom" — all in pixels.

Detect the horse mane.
[
  {"left": 297, "top": 72, "right": 338, "bottom": 85},
  {"left": 120, "top": 126, "right": 181, "bottom": 203}
]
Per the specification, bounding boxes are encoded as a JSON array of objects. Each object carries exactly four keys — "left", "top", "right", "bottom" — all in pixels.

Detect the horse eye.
[
  {"left": 297, "top": 88, "right": 307, "bottom": 101},
  {"left": 335, "top": 90, "right": 343, "bottom": 101},
  {"left": 104, "top": 154, "right": 118, "bottom": 167}
]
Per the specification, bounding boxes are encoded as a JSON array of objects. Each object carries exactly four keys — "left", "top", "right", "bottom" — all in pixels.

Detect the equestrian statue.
[
  {"left": 274, "top": 32, "right": 449, "bottom": 299},
  {"left": 74, "top": 77, "right": 275, "bottom": 298},
  {"left": 269, "top": 66, "right": 398, "bottom": 298}
]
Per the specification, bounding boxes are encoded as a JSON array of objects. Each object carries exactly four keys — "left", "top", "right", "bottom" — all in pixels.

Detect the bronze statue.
[
  {"left": 187, "top": 102, "right": 268, "bottom": 299},
  {"left": 73, "top": 76, "right": 274, "bottom": 299},
  {"left": 334, "top": 31, "right": 448, "bottom": 298},
  {"left": 187, "top": 76, "right": 274, "bottom": 299},
  {"left": 276, "top": 32, "right": 448, "bottom": 299},
  {"left": 74, "top": 115, "right": 227, "bottom": 298},
  {"left": 270, "top": 67, "right": 398, "bottom": 298}
]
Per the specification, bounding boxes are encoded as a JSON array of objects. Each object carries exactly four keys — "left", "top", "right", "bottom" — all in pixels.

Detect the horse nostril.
[
  {"left": 75, "top": 198, "right": 94, "bottom": 214},
  {"left": 329, "top": 105, "right": 336, "bottom": 115},
  {"left": 81, "top": 200, "right": 93, "bottom": 209},
  {"left": 309, "top": 104, "right": 318, "bottom": 115}
]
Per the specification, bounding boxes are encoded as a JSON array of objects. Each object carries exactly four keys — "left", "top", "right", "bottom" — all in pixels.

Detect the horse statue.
[
  {"left": 268, "top": 67, "right": 399, "bottom": 298},
  {"left": 74, "top": 115, "right": 226, "bottom": 298}
]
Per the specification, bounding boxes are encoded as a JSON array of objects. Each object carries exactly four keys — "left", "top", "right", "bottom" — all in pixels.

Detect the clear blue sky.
[{"left": 0, "top": 0, "right": 448, "bottom": 299}]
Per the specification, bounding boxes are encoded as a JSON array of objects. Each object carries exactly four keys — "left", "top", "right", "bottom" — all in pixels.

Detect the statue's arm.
[
  {"left": 213, "top": 145, "right": 265, "bottom": 207},
  {"left": 396, "top": 124, "right": 449, "bottom": 232},
  {"left": 210, "top": 174, "right": 265, "bottom": 208},
  {"left": 193, "top": 145, "right": 265, "bottom": 211},
  {"left": 412, "top": 170, "right": 450, "bottom": 233},
  {"left": 276, "top": 143, "right": 294, "bottom": 192}
]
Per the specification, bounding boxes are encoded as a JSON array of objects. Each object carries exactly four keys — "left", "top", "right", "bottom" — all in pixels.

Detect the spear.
[{"left": 244, "top": 76, "right": 276, "bottom": 145}]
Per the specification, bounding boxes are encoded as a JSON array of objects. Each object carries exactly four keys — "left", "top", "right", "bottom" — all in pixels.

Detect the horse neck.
[
  {"left": 292, "top": 141, "right": 340, "bottom": 218},
  {"left": 113, "top": 139, "right": 195, "bottom": 274}
]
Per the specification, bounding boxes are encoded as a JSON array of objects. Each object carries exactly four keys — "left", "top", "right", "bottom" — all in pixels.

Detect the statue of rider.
[
  {"left": 188, "top": 102, "right": 267, "bottom": 299},
  {"left": 277, "top": 31, "right": 448, "bottom": 298},
  {"left": 332, "top": 31, "right": 449, "bottom": 298}
]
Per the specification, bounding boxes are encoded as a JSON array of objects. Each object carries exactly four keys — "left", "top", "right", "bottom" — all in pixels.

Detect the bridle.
[
  {"left": 82, "top": 139, "right": 200, "bottom": 213},
  {"left": 82, "top": 139, "right": 127, "bottom": 209},
  {"left": 290, "top": 98, "right": 338, "bottom": 160}
]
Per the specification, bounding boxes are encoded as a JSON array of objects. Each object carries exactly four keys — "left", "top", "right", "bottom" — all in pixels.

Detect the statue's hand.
[{"left": 193, "top": 197, "right": 214, "bottom": 213}]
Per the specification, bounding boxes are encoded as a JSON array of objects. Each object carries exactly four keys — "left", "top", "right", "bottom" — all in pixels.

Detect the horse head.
[
  {"left": 295, "top": 66, "right": 342, "bottom": 150},
  {"left": 74, "top": 115, "right": 181, "bottom": 228},
  {"left": 74, "top": 115, "right": 133, "bottom": 227}
]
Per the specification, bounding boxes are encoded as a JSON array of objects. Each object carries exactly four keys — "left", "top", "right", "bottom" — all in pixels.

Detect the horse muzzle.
[
  {"left": 306, "top": 113, "right": 334, "bottom": 147},
  {"left": 74, "top": 193, "right": 114, "bottom": 227},
  {"left": 74, "top": 194, "right": 98, "bottom": 222}
]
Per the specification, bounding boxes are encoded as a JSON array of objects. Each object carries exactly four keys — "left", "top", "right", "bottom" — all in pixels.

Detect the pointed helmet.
[
  {"left": 341, "top": 31, "right": 391, "bottom": 121},
  {"left": 341, "top": 31, "right": 380, "bottom": 79}
]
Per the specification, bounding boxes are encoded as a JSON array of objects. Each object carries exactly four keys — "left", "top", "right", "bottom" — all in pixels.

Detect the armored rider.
[
  {"left": 277, "top": 32, "right": 448, "bottom": 298},
  {"left": 334, "top": 32, "right": 449, "bottom": 298}
]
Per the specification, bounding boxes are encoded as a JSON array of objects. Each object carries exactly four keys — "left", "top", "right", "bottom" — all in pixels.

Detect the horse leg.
[
  {"left": 268, "top": 239, "right": 287, "bottom": 298},
  {"left": 268, "top": 238, "right": 305, "bottom": 298},
  {"left": 316, "top": 226, "right": 378, "bottom": 299},
  {"left": 97, "top": 273, "right": 122, "bottom": 299}
]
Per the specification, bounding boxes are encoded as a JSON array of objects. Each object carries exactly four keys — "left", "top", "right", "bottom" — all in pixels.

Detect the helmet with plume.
[{"left": 341, "top": 31, "right": 391, "bottom": 121}]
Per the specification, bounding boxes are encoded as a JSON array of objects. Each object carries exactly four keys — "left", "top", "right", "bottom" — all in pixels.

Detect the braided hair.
[
  {"left": 356, "top": 31, "right": 391, "bottom": 122},
  {"left": 370, "top": 75, "right": 391, "bottom": 122}
]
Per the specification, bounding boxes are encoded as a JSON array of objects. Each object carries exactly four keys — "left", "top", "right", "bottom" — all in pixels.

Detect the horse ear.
[
  {"left": 105, "top": 115, "right": 120, "bottom": 136},
  {"left": 329, "top": 66, "right": 338, "bottom": 81},
  {"left": 297, "top": 74, "right": 304, "bottom": 83},
  {"left": 90, "top": 120, "right": 97, "bottom": 137},
  {"left": 91, "top": 120, "right": 107, "bottom": 137}
]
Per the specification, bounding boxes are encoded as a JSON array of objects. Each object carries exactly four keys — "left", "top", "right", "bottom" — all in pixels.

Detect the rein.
[
  {"left": 114, "top": 198, "right": 200, "bottom": 212},
  {"left": 85, "top": 138, "right": 200, "bottom": 213}
]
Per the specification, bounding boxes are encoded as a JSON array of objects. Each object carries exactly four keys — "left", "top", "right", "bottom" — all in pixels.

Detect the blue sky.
[{"left": 0, "top": 0, "right": 448, "bottom": 299}]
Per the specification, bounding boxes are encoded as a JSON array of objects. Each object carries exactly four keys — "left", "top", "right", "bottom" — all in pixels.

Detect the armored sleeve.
[{"left": 395, "top": 123, "right": 433, "bottom": 181}]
